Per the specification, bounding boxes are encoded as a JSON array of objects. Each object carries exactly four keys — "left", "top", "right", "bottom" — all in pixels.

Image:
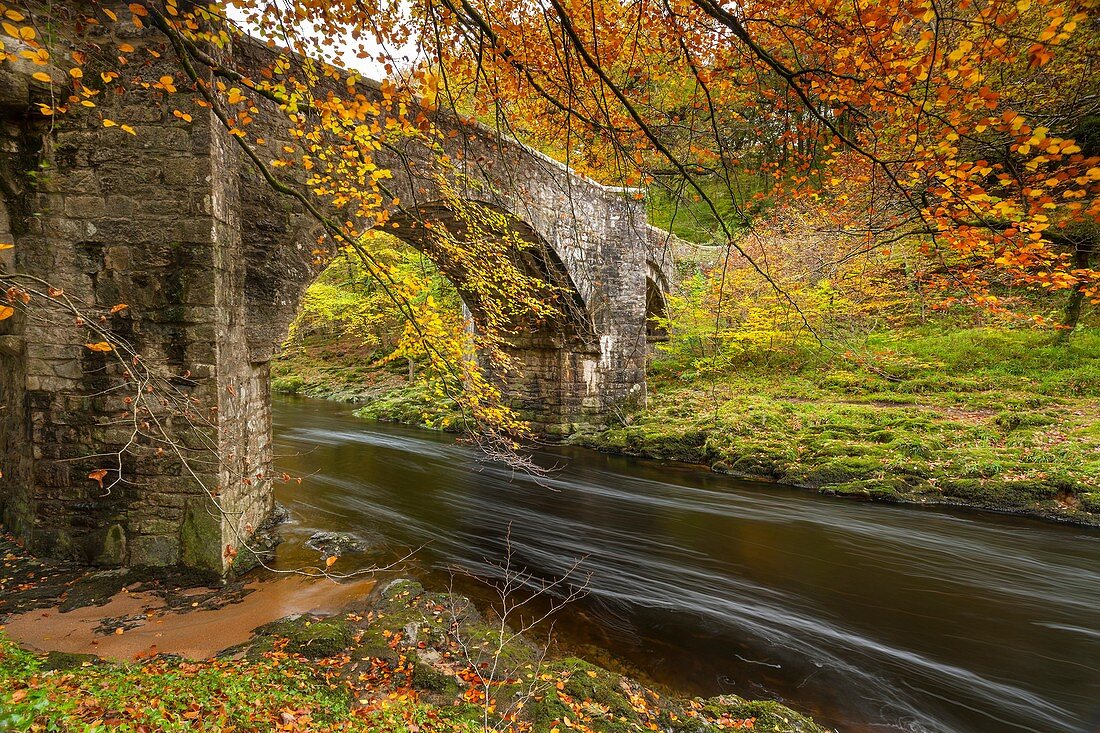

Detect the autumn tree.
[
  {"left": 414, "top": 0, "right": 1099, "bottom": 329},
  {"left": 2, "top": 0, "right": 1097, "bottom": 446}
]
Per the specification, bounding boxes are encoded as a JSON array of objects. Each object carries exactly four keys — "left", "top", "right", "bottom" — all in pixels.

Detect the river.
[{"left": 271, "top": 395, "right": 1100, "bottom": 733}]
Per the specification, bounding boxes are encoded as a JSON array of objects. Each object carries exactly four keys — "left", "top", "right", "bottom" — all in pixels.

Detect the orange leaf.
[
  {"left": 0, "top": 306, "right": 13, "bottom": 321},
  {"left": 109, "top": 303, "right": 129, "bottom": 314},
  {"left": 88, "top": 469, "right": 108, "bottom": 488},
  {"left": 11, "top": 689, "right": 27, "bottom": 703},
  {"left": 128, "top": 3, "right": 148, "bottom": 17},
  {"left": 85, "top": 341, "right": 113, "bottom": 352},
  {"left": 325, "top": 555, "right": 337, "bottom": 568}
]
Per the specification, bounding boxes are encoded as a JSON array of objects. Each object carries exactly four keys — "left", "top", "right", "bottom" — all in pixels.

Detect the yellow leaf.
[
  {"left": 0, "top": 306, "right": 13, "bottom": 321},
  {"left": 103, "top": 119, "right": 118, "bottom": 127},
  {"left": 118, "top": 42, "right": 135, "bottom": 53},
  {"left": 0, "top": 243, "right": 12, "bottom": 249},
  {"left": 121, "top": 124, "right": 136, "bottom": 135},
  {"left": 31, "top": 71, "right": 51, "bottom": 83},
  {"left": 103, "top": 8, "right": 118, "bottom": 21},
  {"left": 69, "top": 67, "right": 83, "bottom": 79},
  {"left": 85, "top": 341, "right": 114, "bottom": 352}
]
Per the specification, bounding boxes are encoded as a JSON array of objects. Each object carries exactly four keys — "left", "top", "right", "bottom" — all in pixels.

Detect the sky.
[{"left": 224, "top": 1, "right": 423, "bottom": 81}]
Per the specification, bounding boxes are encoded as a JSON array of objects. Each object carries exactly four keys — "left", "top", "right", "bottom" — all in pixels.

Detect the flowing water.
[{"left": 271, "top": 395, "right": 1100, "bottom": 733}]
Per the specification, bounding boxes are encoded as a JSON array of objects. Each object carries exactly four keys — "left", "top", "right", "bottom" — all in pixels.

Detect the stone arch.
[{"left": 382, "top": 201, "right": 594, "bottom": 342}]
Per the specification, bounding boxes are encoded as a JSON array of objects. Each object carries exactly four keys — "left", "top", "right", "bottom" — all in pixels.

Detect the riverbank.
[
  {"left": 0, "top": 537, "right": 823, "bottom": 733},
  {"left": 273, "top": 325, "right": 1100, "bottom": 527},
  {"left": 571, "top": 326, "right": 1100, "bottom": 526}
]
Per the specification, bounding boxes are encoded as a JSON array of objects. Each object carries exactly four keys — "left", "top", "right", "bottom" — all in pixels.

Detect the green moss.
[
  {"left": 272, "top": 374, "right": 306, "bottom": 394},
  {"left": 256, "top": 616, "right": 355, "bottom": 659},
  {"left": 40, "top": 651, "right": 102, "bottom": 671},
  {"left": 179, "top": 498, "right": 224, "bottom": 574},
  {"left": 411, "top": 662, "right": 461, "bottom": 696},
  {"left": 703, "top": 696, "right": 825, "bottom": 732}
]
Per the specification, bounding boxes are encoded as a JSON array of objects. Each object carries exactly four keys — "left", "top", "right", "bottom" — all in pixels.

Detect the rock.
[
  {"left": 306, "top": 531, "right": 370, "bottom": 558},
  {"left": 41, "top": 650, "right": 101, "bottom": 671},
  {"left": 254, "top": 615, "right": 355, "bottom": 659}
]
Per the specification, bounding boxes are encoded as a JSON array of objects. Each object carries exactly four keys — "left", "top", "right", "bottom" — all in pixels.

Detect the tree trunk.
[{"left": 1058, "top": 245, "right": 1092, "bottom": 340}]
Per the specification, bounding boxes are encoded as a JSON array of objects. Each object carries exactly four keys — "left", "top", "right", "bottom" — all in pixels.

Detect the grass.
[{"left": 569, "top": 326, "right": 1100, "bottom": 522}]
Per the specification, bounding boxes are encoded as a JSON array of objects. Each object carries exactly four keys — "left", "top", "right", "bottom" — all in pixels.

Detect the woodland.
[{"left": 0, "top": 0, "right": 1098, "bottom": 731}]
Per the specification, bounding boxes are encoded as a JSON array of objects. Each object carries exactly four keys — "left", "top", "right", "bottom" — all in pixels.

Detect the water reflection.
[{"left": 272, "top": 395, "right": 1100, "bottom": 733}]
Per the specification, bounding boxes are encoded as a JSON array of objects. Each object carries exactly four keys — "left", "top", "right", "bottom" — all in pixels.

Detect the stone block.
[
  {"left": 180, "top": 498, "right": 225, "bottom": 574},
  {"left": 129, "top": 534, "right": 180, "bottom": 567}
]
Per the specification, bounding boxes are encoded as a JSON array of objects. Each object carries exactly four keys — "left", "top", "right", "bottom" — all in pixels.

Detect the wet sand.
[{"left": 3, "top": 574, "right": 374, "bottom": 661}]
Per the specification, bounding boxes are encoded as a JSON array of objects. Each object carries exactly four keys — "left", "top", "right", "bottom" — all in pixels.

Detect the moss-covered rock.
[
  {"left": 410, "top": 660, "right": 461, "bottom": 697},
  {"left": 701, "top": 695, "right": 825, "bottom": 733},
  {"left": 40, "top": 650, "right": 102, "bottom": 671},
  {"left": 255, "top": 616, "right": 355, "bottom": 659}
]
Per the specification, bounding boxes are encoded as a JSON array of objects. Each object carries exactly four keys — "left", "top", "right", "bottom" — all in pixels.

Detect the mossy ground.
[
  {"left": 0, "top": 577, "right": 821, "bottom": 733},
  {"left": 570, "top": 326, "right": 1100, "bottom": 524},
  {"left": 270, "top": 333, "right": 410, "bottom": 403}
]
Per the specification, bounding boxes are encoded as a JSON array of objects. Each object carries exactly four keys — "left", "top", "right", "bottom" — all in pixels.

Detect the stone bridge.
[{"left": 0, "top": 4, "right": 673, "bottom": 574}]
